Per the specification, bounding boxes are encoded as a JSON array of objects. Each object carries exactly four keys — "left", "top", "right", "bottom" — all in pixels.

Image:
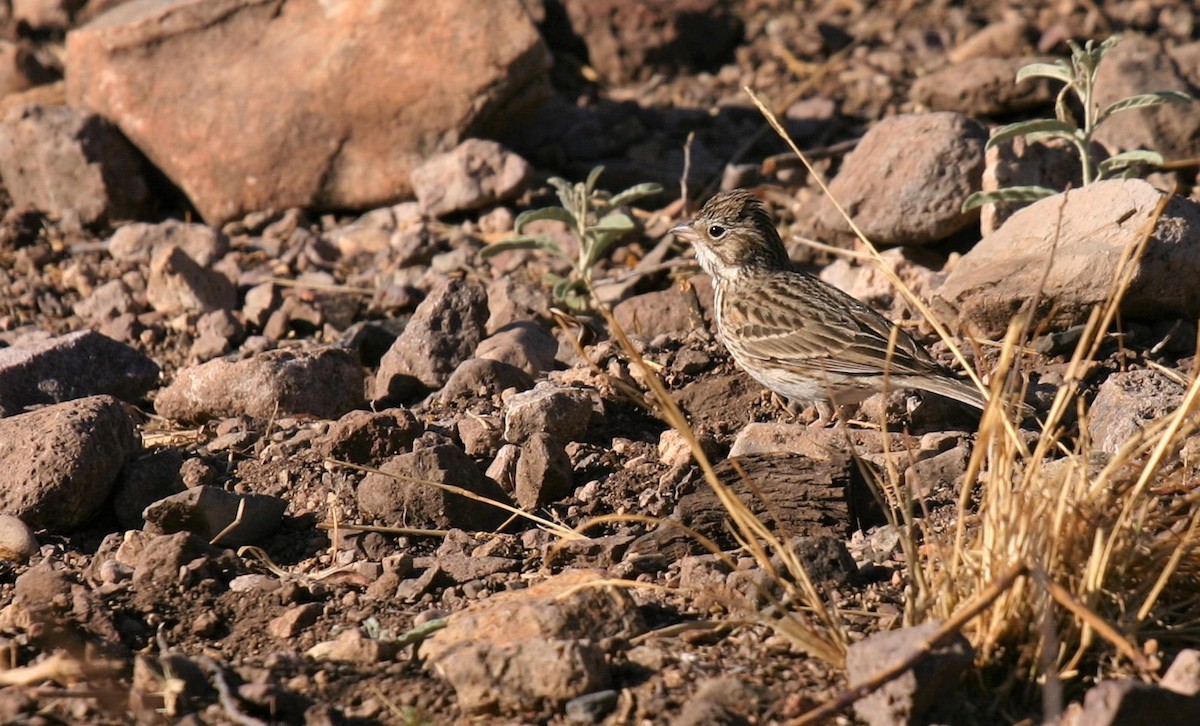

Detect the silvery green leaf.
[
  {"left": 479, "top": 235, "right": 562, "bottom": 258},
  {"left": 1096, "top": 149, "right": 1164, "bottom": 179},
  {"left": 961, "top": 186, "right": 1057, "bottom": 212},
  {"left": 585, "top": 166, "right": 605, "bottom": 194},
  {"left": 514, "top": 206, "right": 576, "bottom": 232},
  {"left": 607, "top": 183, "right": 664, "bottom": 209},
  {"left": 985, "top": 119, "right": 1077, "bottom": 149},
  {"left": 1098, "top": 92, "right": 1193, "bottom": 124},
  {"left": 1016, "top": 62, "right": 1072, "bottom": 85}
]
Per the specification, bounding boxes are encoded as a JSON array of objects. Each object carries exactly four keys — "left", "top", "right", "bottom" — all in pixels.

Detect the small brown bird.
[{"left": 671, "top": 189, "right": 989, "bottom": 423}]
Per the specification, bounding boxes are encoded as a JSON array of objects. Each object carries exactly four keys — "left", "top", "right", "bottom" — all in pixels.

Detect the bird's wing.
[{"left": 721, "top": 272, "right": 941, "bottom": 378}]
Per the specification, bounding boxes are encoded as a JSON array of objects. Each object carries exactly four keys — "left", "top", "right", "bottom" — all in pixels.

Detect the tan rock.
[
  {"left": 66, "top": 0, "right": 551, "bottom": 224},
  {"left": 934, "top": 180, "right": 1200, "bottom": 337}
]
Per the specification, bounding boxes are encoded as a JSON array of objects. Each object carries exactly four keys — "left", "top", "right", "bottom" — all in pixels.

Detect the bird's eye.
[{"left": 708, "top": 224, "right": 726, "bottom": 238}]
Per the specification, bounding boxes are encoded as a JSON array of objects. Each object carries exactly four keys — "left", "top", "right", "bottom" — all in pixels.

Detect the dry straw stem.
[{"left": 923, "top": 182, "right": 1200, "bottom": 679}]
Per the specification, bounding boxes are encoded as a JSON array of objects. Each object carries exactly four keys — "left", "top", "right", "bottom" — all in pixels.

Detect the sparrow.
[{"left": 671, "top": 189, "right": 990, "bottom": 423}]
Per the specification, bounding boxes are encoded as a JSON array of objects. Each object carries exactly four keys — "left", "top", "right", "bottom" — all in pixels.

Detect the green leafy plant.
[
  {"left": 963, "top": 36, "right": 1192, "bottom": 211},
  {"left": 481, "top": 167, "right": 662, "bottom": 310}
]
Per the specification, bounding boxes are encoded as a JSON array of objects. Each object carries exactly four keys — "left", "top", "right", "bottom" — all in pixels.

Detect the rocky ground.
[{"left": 3, "top": 0, "right": 1200, "bottom": 724}]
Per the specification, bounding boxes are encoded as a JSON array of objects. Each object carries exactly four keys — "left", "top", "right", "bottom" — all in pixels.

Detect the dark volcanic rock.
[
  {"left": 0, "top": 395, "right": 140, "bottom": 531},
  {"left": 0, "top": 329, "right": 160, "bottom": 417}
]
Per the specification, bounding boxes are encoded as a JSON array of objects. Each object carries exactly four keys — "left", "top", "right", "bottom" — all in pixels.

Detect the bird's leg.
[{"left": 810, "top": 400, "right": 840, "bottom": 428}]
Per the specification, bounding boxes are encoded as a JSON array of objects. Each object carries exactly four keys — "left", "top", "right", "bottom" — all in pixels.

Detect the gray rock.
[
  {"left": 476, "top": 321, "right": 559, "bottom": 377},
  {"left": 564, "top": 690, "right": 619, "bottom": 724},
  {"left": 73, "top": 278, "right": 140, "bottom": 325},
  {"left": 1163, "top": 649, "right": 1200, "bottom": 697},
  {"left": 0, "top": 395, "right": 140, "bottom": 531},
  {"left": 514, "top": 433, "right": 573, "bottom": 509},
  {"left": 0, "top": 329, "right": 160, "bottom": 416},
  {"left": 441, "top": 357, "right": 535, "bottom": 404},
  {"left": 374, "top": 277, "right": 489, "bottom": 401},
  {"left": 411, "top": 139, "right": 532, "bottom": 217},
  {"left": 1088, "top": 368, "right": 1186, "bottom": 455},
  {"left": 0, "top": 514, "right": 38, "bottom": 564},
  {"left": 242, "top": 282, "right": 279, "bottom": 329},
  {"left": 190, "top": 309, "right": 244, "bottom": 361},
  {"left": 814, "top": 112, "right": 987, "bottom": 245},
  {"left": 318, "top": 408, "right": 423, "bottom": 464},
  {"left": 503, "top": 384, "right": 596, "bottom": 443},
  {"left": 419, "top": 570, "right": 643, "bottom": 714},
  {"left": 0, "top": 103, "right": 150, "bottom": 225},
  {"left": 132, "top": 532, "right": 237, "bottom": 585},
  {"left": 613, "top": 284, "right": 710, "bottom": 340},
  {"left": 155, "top": 346, "right": 364, "bottom": 423},
  {"left": 146, "top": 244, "right": 237, "bottom": 315},
  {"left": 142, "top": 486, "right": 288, "bottom": 548},
  {"left": 1094, "top": 35, "right": 1200, "bottom": 163},
  {"left": 356, "top": 444, "right": 513, "bottom": 531},
  {"left": 108, "top": 220, "right": 230, "bottom": 266},
  {"left": 486, "top": 274, "right": 552, "bottom": 334},
  {"left": 910, "top": 56, "right": 1057, "bottom": 116},
  {"left": 847, "top": 620, "right": 973, "bottom": 726}
]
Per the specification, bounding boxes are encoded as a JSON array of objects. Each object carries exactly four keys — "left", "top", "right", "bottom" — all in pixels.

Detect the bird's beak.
[{"left": 670, "top": 222, "right": 698, "bottom": 243}]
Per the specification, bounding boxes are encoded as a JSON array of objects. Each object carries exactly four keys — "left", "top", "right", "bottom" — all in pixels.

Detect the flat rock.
[
  {"left": 814, "top": 112, "right": 987, "bottom": 246},
  {"left": 155, "top": 346, "right": 364, "bottom": 423},
  {"left": 374, "top": 276, "right": 489, "bottom": 401},
  {"left": 420, "top": 569, "right": 644, "bottom": 714},
  {"left": 131, "top": 531, "right": 238, "bottom": 584},
  {"left": 142, "top": 485, "right": 287, "bottom": 547},
  {"left": 612, "top": 283, "right": 710, "bottom": 340},
  {"left": 411, "top": 139, "right": 532, "bottom": 218},
  {"left": 0, "top": 103, "right": 150, "bottom": 225},
  {"left": 65, "top": 0, "right": 552, "bottom": 224},
  {"left": 934, "top": 180, "right": 1200, "bottom": 338},
  {"left": 847, "top": 620, "right": 974, "bottom": 726},
  {"left": 356, "top": 444, "right": 513, "bottom": 531},
  {"left": 0, "top": 395, "right": 140, "bottom": 531},
  {"left": 0, "top": 329, "right": 160, "bottom": 416}
]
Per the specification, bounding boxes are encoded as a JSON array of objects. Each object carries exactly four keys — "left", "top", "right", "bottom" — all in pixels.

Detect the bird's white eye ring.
[{"left": 708, "top": 224, "right": 726, "bottom": 238}]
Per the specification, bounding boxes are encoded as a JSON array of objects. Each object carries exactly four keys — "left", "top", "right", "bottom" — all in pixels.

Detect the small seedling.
[
  {"left": 963, "top": 36, "right": 1192, "bottom": 211},
  {"left": 481, "top": 167, "right": 661, "bottom": 310}
]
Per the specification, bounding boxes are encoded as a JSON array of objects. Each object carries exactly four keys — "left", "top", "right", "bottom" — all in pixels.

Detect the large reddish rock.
[{"left": 65, "top": 0, "right": 552, "bottom": 224}]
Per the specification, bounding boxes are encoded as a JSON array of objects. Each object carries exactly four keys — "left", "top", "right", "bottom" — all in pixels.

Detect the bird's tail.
[{"left": 902, "top": 375, "right": 1030, "bottom": 416}]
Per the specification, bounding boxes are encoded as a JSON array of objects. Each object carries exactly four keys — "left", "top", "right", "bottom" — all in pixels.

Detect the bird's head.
[{"left": 670, "top": 189, "right": 791, "bottom": 280}]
